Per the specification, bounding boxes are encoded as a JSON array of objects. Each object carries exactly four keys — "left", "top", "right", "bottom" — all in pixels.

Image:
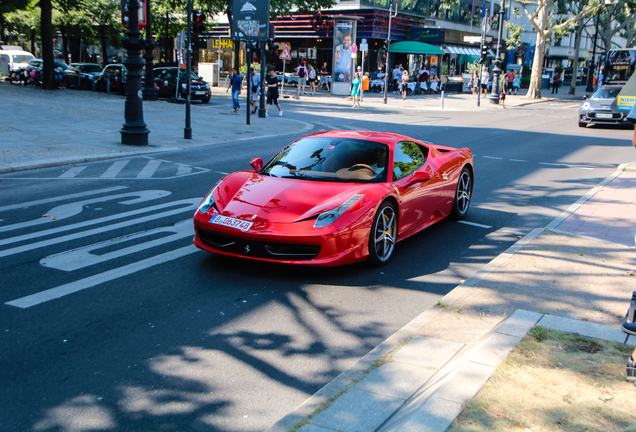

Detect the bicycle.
[{"left": 9, "top": 68, "right": 27, "bottom": 86}]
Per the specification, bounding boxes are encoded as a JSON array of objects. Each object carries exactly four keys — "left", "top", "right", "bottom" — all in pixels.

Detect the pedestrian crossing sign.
[{"left": 280, "top": 45, "right": 291, "bottom": 60}]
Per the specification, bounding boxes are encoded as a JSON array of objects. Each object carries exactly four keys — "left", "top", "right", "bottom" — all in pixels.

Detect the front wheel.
[
  {"left": 9, "top": 70, "right": 24, "bottom": 85},
  {"left": 201, "top": 96, "right": 211, "bottom": 104},
  {"left": 450, "top": 167, "right": 472, "bottom": 220},
  {"left": 367, "top": 201, "right": 397, "bottom": 266}
]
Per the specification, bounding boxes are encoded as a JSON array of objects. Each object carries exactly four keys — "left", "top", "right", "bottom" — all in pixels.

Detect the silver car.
[{"left": 579, "top": 85, "right": 633, "bottom": 128}]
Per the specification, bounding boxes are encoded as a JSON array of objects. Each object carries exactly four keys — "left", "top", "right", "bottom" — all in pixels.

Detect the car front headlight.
[
  {"left": 204, "top": 83, "right": 210, "bottom": 89},
  {"left": 314, "top": 194, "right": 364, "bottom": 228},
  {"left": 197, "top": 181, "right": 222, "bottom": 214},
  {"left": 580, "top": 102, "right": 591, "bottom": 111}
]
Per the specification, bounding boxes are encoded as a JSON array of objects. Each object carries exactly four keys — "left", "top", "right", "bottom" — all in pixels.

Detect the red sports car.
[{"left": 193, "top": 131, "right": 474, "bottom": 266}]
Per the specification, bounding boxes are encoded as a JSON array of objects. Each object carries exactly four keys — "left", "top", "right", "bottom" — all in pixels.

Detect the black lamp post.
[
  {"left": 259, "top": 41, "right": 266, "bottom": 118},
  {"left": 585, "top": 11, "right": 600, "bottom": 92},
  {"left": 120, "top": 0, "right": 150, "bottom": 146},
  {"left": 489, "top": 0, "right": 506, "bottom": 104},
  {"left": 143, "top": 0, "right": 157, "bottom": 101}
]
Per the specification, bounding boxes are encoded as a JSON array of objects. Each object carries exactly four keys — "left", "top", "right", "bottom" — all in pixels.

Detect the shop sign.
[
  {"left": 212, "top": 39, "right": 234, "bottom": 50},
  {"left": 408, "top": 28, "right": 445, "bottom": 43},
  {"left": 231, "top": 0, "right": 269, "bottom": 41}
]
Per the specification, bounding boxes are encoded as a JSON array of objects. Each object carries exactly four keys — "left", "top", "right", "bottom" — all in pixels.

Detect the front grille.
[{"left": 197, "top": 229, "right": 321, "bottom": 261}]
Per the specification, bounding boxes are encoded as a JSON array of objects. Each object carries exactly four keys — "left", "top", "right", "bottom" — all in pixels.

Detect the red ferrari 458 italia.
[{"left": 193, "top": 131, "right": 473, "bottom": 266}]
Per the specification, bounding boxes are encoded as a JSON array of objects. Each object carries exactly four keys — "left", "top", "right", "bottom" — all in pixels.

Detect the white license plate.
[
  {"left": 195, "top": 91, "right": 206, "bottom": 95},
  {"left": 597, "top": 113, "right": 612, "bottom": 118},
  {"left": 209, "top": 215, "right": 253, "bottom": 232}
]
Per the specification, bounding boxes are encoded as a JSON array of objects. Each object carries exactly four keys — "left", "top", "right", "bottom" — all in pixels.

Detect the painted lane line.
[
  {"left": 0, "top": 198, "right": 199, "bottom": 254},
  {"left": 510, "top": 159, "right": 528, "bottom": 162},
  {"left": 100, "top": 160, "right": 130, "bottom": 178},
  {"left": 40, "top": 220, "right": 194, "bottom": 271},
  {"left": 0, "top": 190, "right": 170, "bottom": 234},
  {"left": 0, "top": 187, "right": 128, "bottom": 213},
  {"left": 482, "top": 156, "right": 503, "bottom": 160},
  {"left": 59, "top": 166, "right": 87, "bottom": 178},
  {"left": 136, "top": 159, "right": 162, "bottom": 179},
  {"left": 214, "top": 171, "right": 230, "bottom": 175},
  {"left": 176, "top": 165, "right": 193, "bottom": 176},
  {"left": 6, "top": 245, "right": 199, "bottom": 309},
  {"left": 458, "top": 220, "right": 493, "bottom": 229},
  {"left": 539, "top": 162, "right": 594, "bottom": 170}
]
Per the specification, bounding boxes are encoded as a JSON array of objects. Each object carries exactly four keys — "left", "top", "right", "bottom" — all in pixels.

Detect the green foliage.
[
  {"left": 507, "top": 23, "right": 524, "bottom": 50},
  {"left": 466, "top": 61, "right": 480, "bottom": 74},
  {"left": 522, "top": 63, "right": 531, "bottom": 76},
  {"left": 239, "top": 62, "right": 260, "bottom": 76},
  {"left": 528, "top": 326, "right": 549, "bottom": 342}
]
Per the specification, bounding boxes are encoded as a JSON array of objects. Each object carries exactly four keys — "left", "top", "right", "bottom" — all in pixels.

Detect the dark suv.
[{"left": 154, "top": 67, "right": 211, "bottom": 103}]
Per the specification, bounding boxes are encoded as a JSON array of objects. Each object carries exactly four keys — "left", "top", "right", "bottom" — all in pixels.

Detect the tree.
[
  {"left": 515, "top": 0, "right": 601, "bottom": 99},
  {"left": 597, "top": 0, "right": 636, "bottom": 56},
  {"left": 80, "top": 0, "right": 122, "bottom": 65}
]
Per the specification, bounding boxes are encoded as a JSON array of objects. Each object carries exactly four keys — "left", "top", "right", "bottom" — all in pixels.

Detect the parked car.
[
  {"left": 154, "top": 67, "right": 211, "bottom": 103},
  {"left": 0, "top": 48, "right": 35, "bottom": 76},
  {"left": 65, "top": 63, "right": 103, "bottom": 90},
  {"left": 25, "top": 59, "right": 69, "bottom": 87},
  {"left": 95, "top": 64, "right": 127, "bottom": 94},
  {"left": 579, "top": 85, "right": 634, "bottom": 128}
]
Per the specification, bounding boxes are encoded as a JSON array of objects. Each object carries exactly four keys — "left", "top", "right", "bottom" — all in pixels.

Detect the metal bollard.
[
  {"left": 106, "top": 79, "right": 110, "bottom": 94},
  {"left": 441, "top": 90, "right": 444, "bottom": 109}
]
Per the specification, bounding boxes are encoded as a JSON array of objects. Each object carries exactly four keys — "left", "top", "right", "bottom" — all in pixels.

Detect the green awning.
[{"left": 389, "top": 41, "right": 444, "bottom": 55}]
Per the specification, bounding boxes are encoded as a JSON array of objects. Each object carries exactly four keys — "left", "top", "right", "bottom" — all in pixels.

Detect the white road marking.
[
  {"left": 510, "top": 159, "right": 528, "bottom": 162},
  {"left": 0, "top": 187, "right": 127, "bottom": 213},
  {"left": 41, "top": 220, "right": 194, "bottom": 271},
  {"left": 458, "top": 220, "right": 492, "bottom": 229},
  {"left": 100, "top": 160, "right": 130, "bottom": 178},
  {"left": 482, "top": 156, "right": 503, "bottom": 160},
  {"left": 136, "top": 159, "right": 162, "bottom": 178},
  {"left": 176, "top": 165, "right": 193, "bottom": 176},
  {"left": 539, "top": 162, "right": 594, "bottom": 170},
  {"left": 0, "top": 190, "right": 170, "bottom": 234},
  {"left": 214, "top": 171, "right": 230, "bottom": 175},
  {"left": 0, "top": 198, "right": 200, "bottom": 256},
  {"left": 6, "top": 245, "right": 199, "bottom": 309},
  {"left": 59, "top": 166, "right": 87, "bottom": 178}
]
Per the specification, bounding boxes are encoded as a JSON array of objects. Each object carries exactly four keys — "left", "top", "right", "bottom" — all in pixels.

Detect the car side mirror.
[
  {"left": 198, "top": 76, "right": 203, "bottom": 80},
  {"left": 250, "top": 157, "right": 264, "bottom": 171},
  {"left": 407, "top": 171, "right": 432, "bottom": 185}
]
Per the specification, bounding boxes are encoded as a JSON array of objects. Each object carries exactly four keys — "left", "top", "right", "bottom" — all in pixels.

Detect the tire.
[
  {"left": 450, "top": 167, "right": 472, "bottom": 220},
  {"left": 367, "top": 201, "right": 398, "bottom": 266},
  {"left": 9, "top": 70, "right": 23, "bottom": 85},
  {"left": 201, "top": 96, "right": 210, "bottom": 104},
  {"left": 578, "top": 121, "right": 586, "bottom": 128}
]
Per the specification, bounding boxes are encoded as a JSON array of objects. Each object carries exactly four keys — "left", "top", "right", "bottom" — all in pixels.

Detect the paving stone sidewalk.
[{"left": 266, "top": 164, "right": 636, "bottom": 432}]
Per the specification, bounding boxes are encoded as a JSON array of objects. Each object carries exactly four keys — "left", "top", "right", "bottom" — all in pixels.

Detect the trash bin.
[{"left": 541, "top": 74, "right": 549, "bottom": 89}]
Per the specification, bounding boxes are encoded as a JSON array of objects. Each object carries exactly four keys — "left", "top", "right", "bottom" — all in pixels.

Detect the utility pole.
[
  {"left": 489, "top": 0, "right": 506, "bottom": 104},
  {"left": 586, "top": 12, "right": 600, "bottom": 93},
  {"left": 184, "top": 0, "right": 192, "bottom": 139},
  {"left": 383, "top": 2, "right": 397, "bottom": 105},
  {"left": 143, "top": 0, "right": 157, "bottom": 101}
]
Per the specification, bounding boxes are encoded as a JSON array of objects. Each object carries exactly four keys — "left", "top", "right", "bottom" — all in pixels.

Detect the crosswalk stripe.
[
  {"left": 176, "top": 165, "right": 193, "bottom": 176},
  {"left": 6, "top": 245, "right": 199, "bottom": 308},
  {"left": 101, "top": 160, "right": 130, "bottom": 178},
  {"left": 137, "top": 160, "right": 162, "bottom": 178},
  {"left": 59, "top": 166, "right": 87, "bottom": 178}
]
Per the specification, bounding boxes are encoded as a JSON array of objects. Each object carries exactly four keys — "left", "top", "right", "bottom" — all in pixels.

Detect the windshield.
[
  {"left": 80, "top": 65, "right": 102, "bottom": 73},
  {"left": 178, "top": 70, "right": 200, "bottom": 81},
  {"left": 261, "top": 137, "right": 389, "bottom": 183},
  {"left": 591, "top": 88, "right": 621, "bottom": 99},
  {"left": 14, "top": 55, "right": 34, "bottom": 63}
]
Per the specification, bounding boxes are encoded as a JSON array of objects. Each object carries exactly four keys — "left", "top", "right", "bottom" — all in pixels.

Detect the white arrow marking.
[
  {"left": 41, "top": 220, "right": 194, "bottom": 271},
  {"left": 6, "top": 245, "right": 199, "bottom": 309},
  {"left": 0, "top": 187, "right": 128, "bottom": 213}
]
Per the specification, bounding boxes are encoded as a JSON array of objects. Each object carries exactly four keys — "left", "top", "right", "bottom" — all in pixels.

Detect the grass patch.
[
  {"left": 436, "top": 300, "right": 450, "bottom": 308},
  {"left": 448, "top": 326, "right": 636, "bottom": 432}
]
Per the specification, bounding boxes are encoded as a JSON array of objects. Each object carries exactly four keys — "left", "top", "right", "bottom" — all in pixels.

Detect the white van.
[{"left": 0, "top": 47, "right": 35, "bottom": 77}]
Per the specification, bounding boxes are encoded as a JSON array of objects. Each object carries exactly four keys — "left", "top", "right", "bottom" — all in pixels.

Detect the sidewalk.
[
  {"left": 265, "top": 163, "right": 636, "bottom": 432},
  {"left": 0, "top": 82, "right": 312, "bottom": 174}
]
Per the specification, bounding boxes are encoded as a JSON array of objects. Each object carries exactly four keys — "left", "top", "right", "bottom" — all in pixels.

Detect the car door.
[{"left": 391, "top": 141, "right": 442, "bottom": 237}]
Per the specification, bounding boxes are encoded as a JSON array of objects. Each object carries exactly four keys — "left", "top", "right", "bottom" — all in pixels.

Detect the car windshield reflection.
[
  {"left": 261, "top": 137, "right": 389, "bottom": 183},
  {"left": 591, "top": 88, "right": 621, "bottom": 99}
]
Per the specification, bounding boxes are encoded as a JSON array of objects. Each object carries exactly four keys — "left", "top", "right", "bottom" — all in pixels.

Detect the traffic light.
[
  {"left": 192, "top": 11, "right": 206, "bottom": 34},
  {"left": 269, "top": 23, "right": 276, "bottom": 41},
  {"left": 268, "top": 43, "right": 279, "bottom": 55},
  {"left": 479, "top": 43, "right": 488, "bottom": 64}
]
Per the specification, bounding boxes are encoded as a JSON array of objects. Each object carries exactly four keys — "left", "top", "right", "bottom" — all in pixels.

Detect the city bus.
[{"left": 605, "top": 48, "right": 636, "bottom": 85}]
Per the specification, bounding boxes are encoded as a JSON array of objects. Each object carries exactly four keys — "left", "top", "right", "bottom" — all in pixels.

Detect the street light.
[
  {"left": 383, "top": 2, "right": 398, "bottom": 105},
  {"left": 143, "top": 0, "right": 158, "bottom": 101},
  {"left": 489, "top": 0, "right": 507, "bottom": 104},
  {"left": 585, "top": 0, "right": 614, "bottom": 93}
]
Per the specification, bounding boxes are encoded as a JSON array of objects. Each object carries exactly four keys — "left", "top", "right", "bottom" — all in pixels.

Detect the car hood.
[
  {"left": 585, "top": 98, "right": 616, "bottom": 109},
  {"left": 211, "top": 171, "right": 376, "bottom": 223}
]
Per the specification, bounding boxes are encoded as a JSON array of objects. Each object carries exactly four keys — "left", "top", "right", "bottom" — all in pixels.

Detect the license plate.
[
  {"left": 209, "top": 215, "right": 253, "bottom": 232},
  {"left": 597, "top": 113, "right": 612, "bottom": 118},
  {"left": 195, "top": 91, "right": 205, "bottom": 95}
]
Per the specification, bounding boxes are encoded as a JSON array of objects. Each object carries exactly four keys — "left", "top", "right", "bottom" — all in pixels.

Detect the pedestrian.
[
  {"left": 401, "top": 69, "right": 409, "bottom": 100},
  {"left": 551, "top": 70, "right": 560, "bottom": 94},
  {"left": 470, "top": 70, "right": 479, "bottom": 97},
  {"left": 598, "top": 71, "right": 604, "bottom": 87},
  {"left": 430, "top": 74, "right": 439, "bottom": 93},
  {"left": 499, "top": 72, "right": 506, "bottom": 95},
  {"left": 506, "top": 69, "right": 514, "bottom": 94},
  {"left": 226, "top": 67, "right": 242, "bottom": 113},
  {"left": 320, "top": 61, "right": 330, "bottom": 92},
  {"left": 296, "top": 60, "right": 308, "bottom": 96},
  {"left": 392, "top": 65, "right": 401, "bottom": 92},
  {"left": 351, "top": 72, "right": 361, "bottom": 108},
  {"left": 480, "top": 65, "right": 489, "bottom": 96},
  {"left": 498, "top": 85, "right": 505, "bottom": 109},
  {"left": 265, "top": 69, "right": 283, "bottom": 117},
  {"left": 249, "top": 67, "right": 261, "bottom": 114},
  {"left": 512, "top": 72, "right": 520, "bottom": 95},
  {"left": 362, "top": 72, "right": 369, "bottom": 100},
  {"left": 307, "top": 64, "right": 316, "bottom": 95}
]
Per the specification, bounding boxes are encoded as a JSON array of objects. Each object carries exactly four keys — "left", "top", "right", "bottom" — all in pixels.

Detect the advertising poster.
[
  {"left": 332, "top": 20, "right": 357, "bottom": 95},
  {"left": 617, "top": 71, "right": 636, "bottom": 111},
  {"left": 231, "top": 0, "right": 269, "bottom": 41}
]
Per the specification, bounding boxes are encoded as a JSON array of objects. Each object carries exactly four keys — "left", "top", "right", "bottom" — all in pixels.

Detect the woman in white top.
[{"left": 308, "top": 65, "right": 317, "bottom": 95}]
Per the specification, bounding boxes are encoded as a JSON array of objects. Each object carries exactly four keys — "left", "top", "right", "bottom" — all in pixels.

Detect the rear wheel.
[
  {"left": 9, "top": 70, "right": 23, "bottom": 85},
  {"left": 450, "top": 167, "right": 472, "bottom": 220},
  {"left": 367, "top": 201, "right": 397, "bottom": 266}
]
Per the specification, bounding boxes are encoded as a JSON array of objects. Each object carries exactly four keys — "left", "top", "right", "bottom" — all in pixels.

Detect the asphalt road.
[{"left": 1, "top": 97, "right": 634, "bottom": 432}]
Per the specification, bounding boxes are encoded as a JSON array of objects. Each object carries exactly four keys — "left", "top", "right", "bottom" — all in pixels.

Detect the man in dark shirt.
[
  {"left": 226, "top": 68, "right": 242, "bottom": 113},
  {"left": 265, "top": 69, "right": 283, "bottom": 117},
  {"left": 320, "top": 62, "right": 330, "bottom": 91}
]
